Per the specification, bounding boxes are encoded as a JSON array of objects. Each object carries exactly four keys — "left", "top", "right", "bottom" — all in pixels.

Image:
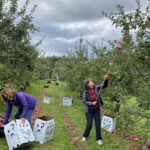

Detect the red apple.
[
  {"left": 70, "top": 137, "right": 74, "bottom": 141},
  {"left": 130, "top": 74, "right": 134, "bottom": 78}
]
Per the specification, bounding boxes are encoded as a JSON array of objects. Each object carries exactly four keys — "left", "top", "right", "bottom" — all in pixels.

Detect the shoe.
[
  {"left": 81, "top": 137, "right": 86, "bottom": 142},
  {"left": 97, "top": 140, "right": 103, "bottom": 146}
]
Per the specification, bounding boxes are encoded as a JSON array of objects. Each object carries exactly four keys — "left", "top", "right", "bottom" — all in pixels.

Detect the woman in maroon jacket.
[{"left": 82, "top": 74, "right": 109, "bottom": 146}]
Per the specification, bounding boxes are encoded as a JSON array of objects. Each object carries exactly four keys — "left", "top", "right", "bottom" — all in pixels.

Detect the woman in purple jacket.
[{"left": 2, "top": 88, "right": 37, "bottom": 128}]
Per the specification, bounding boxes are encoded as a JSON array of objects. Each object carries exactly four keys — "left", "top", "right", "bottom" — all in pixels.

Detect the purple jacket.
[{"left": 4, "top": 92, "right": 37, "bottom": 124}]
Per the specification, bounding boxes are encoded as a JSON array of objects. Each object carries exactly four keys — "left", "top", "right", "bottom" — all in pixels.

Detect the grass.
[{"left": 0, "top": 80, "right": 138, "bottom": 150}]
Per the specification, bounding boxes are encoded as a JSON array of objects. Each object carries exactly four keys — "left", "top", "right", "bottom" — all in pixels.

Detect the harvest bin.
[
  {"left": 101, "top": 113, "right": 116, "bottom": 133},
  {"left": 33, "top": 116, "right": 55, "bottom": 144},
  {"left": 43, "top": 94, "right": 53, "bottom": 104},
  {"left": 44, "top": 85, "right": 49, "bottom": 88},
  {"left": 4, "top": 120, "right": 35, "bottom": 150},
  {"left": 47, "top": 80, "right": 51, "bottom": 84},
  {"left": 63, "top": 96, "right": 72, "bottom": 106}
]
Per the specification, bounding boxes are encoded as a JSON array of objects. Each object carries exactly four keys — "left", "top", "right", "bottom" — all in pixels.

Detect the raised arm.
[{"left": 96, "top": 74, "right": 109, "bottom": 90}]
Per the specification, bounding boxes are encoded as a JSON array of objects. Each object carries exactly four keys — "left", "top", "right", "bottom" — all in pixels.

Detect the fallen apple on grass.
[{"left": 112, "top": 130, "right": 119, "bottom": 134}]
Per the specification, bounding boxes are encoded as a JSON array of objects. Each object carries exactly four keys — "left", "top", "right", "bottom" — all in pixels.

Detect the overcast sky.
[{"left": 20, "top": 0, "right": 148, "bottom": 56}]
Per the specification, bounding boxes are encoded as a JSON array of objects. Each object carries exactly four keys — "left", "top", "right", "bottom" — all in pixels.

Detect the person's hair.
[
  {"left": 1, "top": 88, "right": 17, "bottom": 102},
  {"left": 84, "top": 78, "right": 93, "bottom": 90}
]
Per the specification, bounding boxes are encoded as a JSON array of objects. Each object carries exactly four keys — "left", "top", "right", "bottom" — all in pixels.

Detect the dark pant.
[
  {"left": 14, "top": 109, "right": 34, "bottom": 128},
  {"left": 83, "top": 108, "right": 102, "bottom": 140}
]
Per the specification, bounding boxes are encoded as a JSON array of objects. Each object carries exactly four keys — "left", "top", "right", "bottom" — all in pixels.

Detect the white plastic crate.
[
  {"left": 101, "top": 114, "right": 116, "bottom": 133},
  {"left": 63, "top": 97, "right": 72, "bottom": 106},
  {"left": 43, "top": 96, "right": 52, "bottom": 104},
  {"left": 33, "top": 116, "right": 55, "bottom": 144},
  {"left": 4, "top": 120, "right": 35, "bottom": 150}
]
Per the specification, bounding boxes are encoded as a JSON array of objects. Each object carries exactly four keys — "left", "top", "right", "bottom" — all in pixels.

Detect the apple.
[
  {"left": 70, "top": 137, "right": 74, "bottom": 141},
  {"left": 112, "top": 130, "right": 118, "bottom": 134},
  {"left": 117, "top": 38, "right": 124, "bottom": 50},
  {"left": 130, "top": 74, "right": 134, "bottom": 78},
  {"left": 124, "top": 134, "right": 129, "bottom": 137},
  {"left": 69, "top": 126, "right": 74, "bottom": 130},
  {"left": 119, "top": 134, "right": 124, "bottom": 137},
  {"left": 68, "top": 123, "right": 72, "bottom": 127}
]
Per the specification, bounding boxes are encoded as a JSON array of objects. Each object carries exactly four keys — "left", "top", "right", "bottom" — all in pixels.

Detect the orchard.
[
  {"left": 52, "top": 0, "right": 150, "bottom": 147},
  {"left": 0, "top": 0, "right": 149, "bottom": 150}
]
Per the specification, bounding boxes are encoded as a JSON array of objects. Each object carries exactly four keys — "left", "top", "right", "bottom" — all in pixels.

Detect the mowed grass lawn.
[{"left": 0, "top": 80, "right": 135, "bottom": 150}]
